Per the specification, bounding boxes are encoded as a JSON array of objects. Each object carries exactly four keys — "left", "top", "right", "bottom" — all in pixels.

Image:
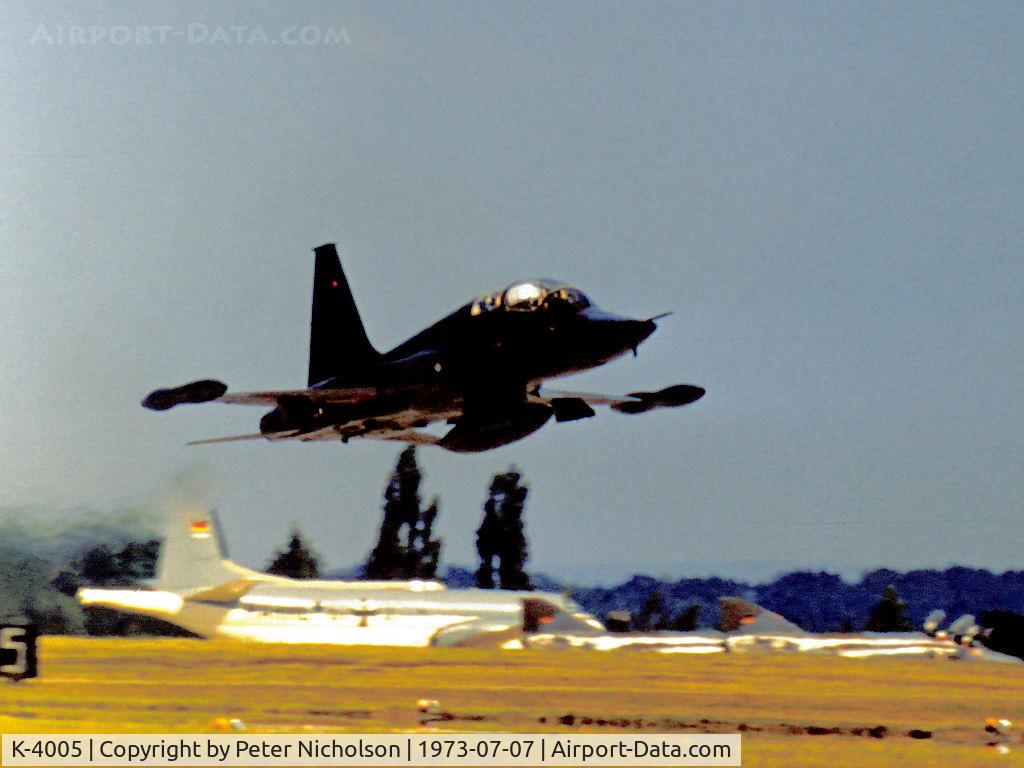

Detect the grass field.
[{"left": 1, "top": 637, "right": 1022, "bottom": 766}]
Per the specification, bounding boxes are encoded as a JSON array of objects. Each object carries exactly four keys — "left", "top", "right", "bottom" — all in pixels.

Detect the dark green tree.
[
  {"left": 475, "top": 494, "right": 502, "bottom": 589},
  {"left": 669, "top": 604, "right": 701, "bottom": 632},
  {"left": 267, "top": 529, "right": 320, "bottom": 579},
  {"left": 978, "top": 610, "right": 1024, "bottom": 661},
  {"left": 634, "top": 589, "right": 668, "bottom": 631},
  {"left": 0, "top": 552, "right": 80, "bottom": 635},
  {"left": 409, "top": 499, "right": 441, "bottom": 579},
  {"left": 865, "top": 584, "right": 912, "bottom": 632},
  {"left": 69, "top": 539, "right": 172, "bottom": 636},
  {"left": 23, "top": 603, "right": 76, "bottom": 635},
  {"left": 476, "top": 468, "right": 532, "bottom": 590},
  {"left": 366, "top": 447, "right": 442, "bottom": 580},
  {"left": 79, "top": 545, "right": 122, "bottom": 585},
  {"left": 115, "top": 540, "right": 160, "bottom": 581}
]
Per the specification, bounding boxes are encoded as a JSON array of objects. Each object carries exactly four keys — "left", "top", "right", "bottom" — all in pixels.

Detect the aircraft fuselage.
[{"left": 260, "top": 301, "right": 656, "bottom": 445}]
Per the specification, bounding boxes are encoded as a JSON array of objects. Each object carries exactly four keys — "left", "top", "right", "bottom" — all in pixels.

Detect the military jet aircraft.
[{"left": 143, "top": 243, "right": 704, "bottom": 451}]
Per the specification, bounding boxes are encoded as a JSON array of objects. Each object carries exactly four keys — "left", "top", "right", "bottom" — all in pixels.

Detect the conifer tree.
[
  {"left": 475, "top": 468, "right": 531, "bottom": 590},
  {"left": 366, "top": 447, "right": 442, "bottom": 579},
  {"left": 669, "top": 604, "right": 700, "bottom": 632},
  {"left": 634, "top": 589, "right": 667, "bottom": 631},
  {"left": 266, "top": 529, "right": 320, "bottom": 579},
  {"left": 474, "top": 493, "right": 502, "bottom": 589},
  {"left": 865, "top": 584, "right": 912, "bottom": 632},
  {"left": 408, "top": 498, "right": 441, "bottom": 579}
]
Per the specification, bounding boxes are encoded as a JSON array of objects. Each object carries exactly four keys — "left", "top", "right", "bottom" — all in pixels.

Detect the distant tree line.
[
  {"left": 1, "top": 540, "right": 191, "bottom": 637},
  {"left": 573, "top": 570, "right": 1024, "bottom": 648},
  {"left": 621, "top": 590, "right": 701, "bottom": 632}
]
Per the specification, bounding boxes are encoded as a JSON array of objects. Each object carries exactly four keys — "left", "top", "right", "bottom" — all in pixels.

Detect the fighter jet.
[{"left": 142, "top": 244, "right": 704, "bottom": 451}]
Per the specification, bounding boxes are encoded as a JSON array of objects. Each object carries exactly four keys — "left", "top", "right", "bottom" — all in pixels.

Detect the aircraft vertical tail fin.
[
  {"left": 308, "top": 243, "right": 381, "bottom": 386},
  {"left": 718, "top": 596, "right": 807, "bottom": 635},
  {"left": 155, "top": 507, "right": 261, "bottom": 594}
]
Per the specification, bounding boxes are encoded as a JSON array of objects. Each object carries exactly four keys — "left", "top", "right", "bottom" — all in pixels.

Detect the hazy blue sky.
[{"left": 2, "top": 1, "right": 1021, "bottom": 583}]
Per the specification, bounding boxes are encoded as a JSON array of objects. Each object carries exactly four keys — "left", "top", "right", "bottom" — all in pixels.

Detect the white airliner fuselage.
[{"left": 77, "top": 509, "right": 600, "bottom": 647}]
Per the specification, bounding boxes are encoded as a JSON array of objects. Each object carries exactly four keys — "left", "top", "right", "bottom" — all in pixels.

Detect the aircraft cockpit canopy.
[{"left": 470, "top": 279, "right": 592, "bottom": 316}]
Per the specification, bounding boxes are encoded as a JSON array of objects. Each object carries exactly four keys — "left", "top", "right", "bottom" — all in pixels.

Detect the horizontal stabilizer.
[
  {"left": 185, "top": 578, "right": 264, "bottom": 603},
  {"left": 719, "top": 596, "right": 806, "bottom": 635}
]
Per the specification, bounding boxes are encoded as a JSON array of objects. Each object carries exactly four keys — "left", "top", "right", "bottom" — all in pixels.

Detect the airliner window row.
[{"left": 234, "top": 598, "right": 523, "bottom": 615}]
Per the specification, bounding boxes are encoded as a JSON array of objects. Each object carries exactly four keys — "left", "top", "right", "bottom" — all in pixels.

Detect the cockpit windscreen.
[{"left": 470, "top": 280, "right": 591, "bottom": 316}]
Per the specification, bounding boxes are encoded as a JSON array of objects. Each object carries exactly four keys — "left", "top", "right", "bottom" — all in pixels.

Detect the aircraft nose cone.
[
  {"left": 625, "top": 318, "right": 657, "bottom": 348},
  {"left": 576, "top": 307, "right": 659, "bottom": 357}
]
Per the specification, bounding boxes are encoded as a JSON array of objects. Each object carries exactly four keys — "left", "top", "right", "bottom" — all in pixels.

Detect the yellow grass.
[{"left": 1, "top": 637, "right": 1022, "bottom": 766}]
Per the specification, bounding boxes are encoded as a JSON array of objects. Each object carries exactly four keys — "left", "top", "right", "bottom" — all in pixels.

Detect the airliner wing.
[{"left": 185, "top": 578, "right": 265, "bottom": 603}]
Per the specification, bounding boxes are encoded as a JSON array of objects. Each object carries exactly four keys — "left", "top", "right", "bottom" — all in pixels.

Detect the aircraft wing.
[
  {"left": 360, "top": 429, "right": 441, "bottom": 446},
  {"left": 187, "top": 433, "right": 272, "bottom": 446},
  {"left": 186, "top": 425, "right": 445, "bottom": 447},
  {"left": 531, "top": 383, "right": 705, "bottom": 416},
  {"left": 290, "top": 427, "right": 442, "bottom": 446},
  {"left": 218, "top": 387, "right": 377, "bottom": 406},
  {"left": 142, "top": 379, "right": 376, "bottom": 410}
]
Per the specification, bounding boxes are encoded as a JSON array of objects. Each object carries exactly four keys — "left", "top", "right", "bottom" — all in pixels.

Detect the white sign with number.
[{"left": 0, "top": 624, "right": 37, "bottom": 680}]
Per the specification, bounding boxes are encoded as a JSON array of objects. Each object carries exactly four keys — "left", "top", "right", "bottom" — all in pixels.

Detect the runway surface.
[{"left": 1, "top": 638, "right": 1021, "bottom": 766}]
